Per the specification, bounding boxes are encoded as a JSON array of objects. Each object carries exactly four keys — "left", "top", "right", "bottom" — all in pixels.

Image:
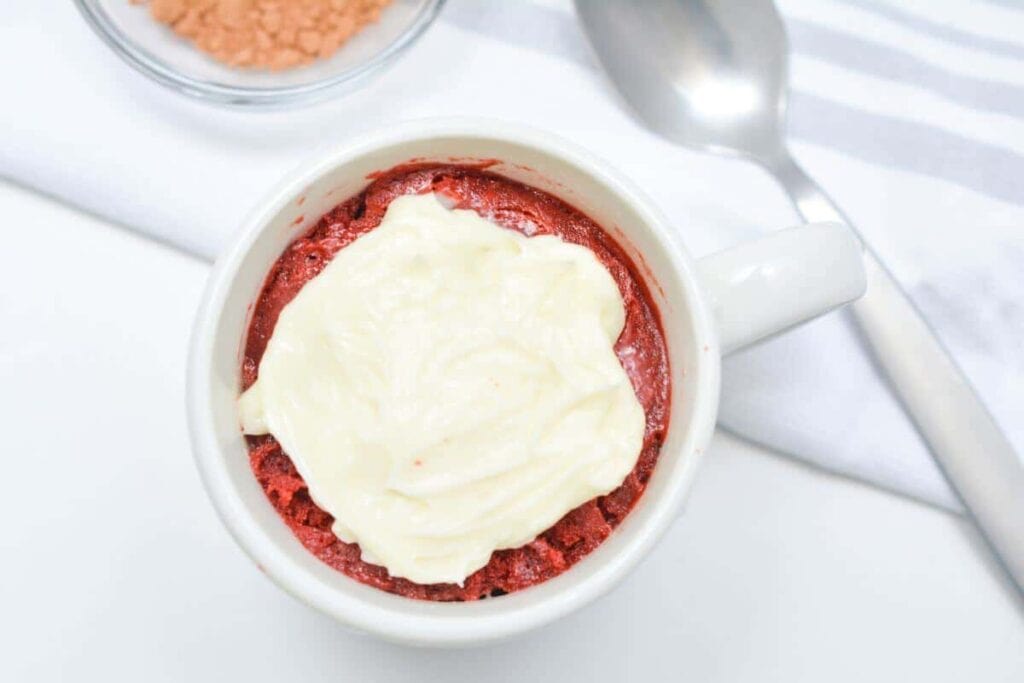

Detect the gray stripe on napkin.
[
  {"left": 842, "top": 0, "right": 1024, "bottom": 61},
  {"left": 788, "top": 92, "right": 1024, "bottom": 205},
  {"left": 786, "top": 19, "right": 1024, "bottom": 120},
  {"left": 980, "top": 0, "right": 1024, "bottom": 11}
]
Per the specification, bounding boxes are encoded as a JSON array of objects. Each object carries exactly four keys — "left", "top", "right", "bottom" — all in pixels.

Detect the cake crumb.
[{"left": 133, "top": 0, "right": 393, "bottom": 71}]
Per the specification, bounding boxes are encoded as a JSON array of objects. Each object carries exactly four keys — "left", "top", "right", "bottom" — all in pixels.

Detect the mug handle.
[{"left": 696, "top": 222, "right": 866, "bottom": 355}]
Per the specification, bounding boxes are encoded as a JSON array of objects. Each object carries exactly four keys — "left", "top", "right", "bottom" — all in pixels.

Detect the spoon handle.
[{"left": 766, "top": 153, "right": 1024, "bottom": 594}]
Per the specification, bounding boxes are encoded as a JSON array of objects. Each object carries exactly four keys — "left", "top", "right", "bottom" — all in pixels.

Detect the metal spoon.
[{"left": 575, "top": 0, "right": 1024, "bottom": 592}]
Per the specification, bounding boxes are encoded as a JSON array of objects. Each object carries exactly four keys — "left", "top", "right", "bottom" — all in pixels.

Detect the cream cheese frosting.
[{"left": 239, "top": 193, "right": 645, "bottom": 585}]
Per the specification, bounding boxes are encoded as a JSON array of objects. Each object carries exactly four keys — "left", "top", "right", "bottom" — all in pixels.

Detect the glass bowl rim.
[{"left": 73, "top": 0, "right": 447, "bottom": 107}]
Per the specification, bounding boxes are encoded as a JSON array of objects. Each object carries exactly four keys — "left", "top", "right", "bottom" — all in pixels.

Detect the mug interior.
[{"left": 188, "top": 123, "right": 719, "bottom": 646}]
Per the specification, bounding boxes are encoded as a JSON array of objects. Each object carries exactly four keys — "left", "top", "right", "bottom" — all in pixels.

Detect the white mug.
[{"left": 187, "top": 119, "right": 865, "bottom": 647}]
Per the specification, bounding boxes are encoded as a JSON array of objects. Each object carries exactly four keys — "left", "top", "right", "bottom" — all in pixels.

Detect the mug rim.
[{"left": 186, "top": 118, "right": 721, "bottom": 645}]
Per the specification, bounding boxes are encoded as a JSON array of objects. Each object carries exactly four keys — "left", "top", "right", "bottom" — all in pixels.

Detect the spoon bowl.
[{"left": 579, "top": 0, "right": 787, "bottom": 163}]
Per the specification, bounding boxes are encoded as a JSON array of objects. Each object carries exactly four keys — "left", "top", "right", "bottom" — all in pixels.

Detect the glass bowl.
[{"left": 74, "top": 0, "right": 446, "bottom": 107}]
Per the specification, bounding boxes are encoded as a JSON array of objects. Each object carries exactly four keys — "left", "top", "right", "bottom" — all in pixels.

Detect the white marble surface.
[{"left": 1, "top": 179, "right": 1022, "bottom": 681}]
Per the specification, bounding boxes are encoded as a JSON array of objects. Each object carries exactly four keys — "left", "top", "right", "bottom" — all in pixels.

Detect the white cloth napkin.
[{"left": 2, "top": 0, "right": 1022, "bottom": 511}]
